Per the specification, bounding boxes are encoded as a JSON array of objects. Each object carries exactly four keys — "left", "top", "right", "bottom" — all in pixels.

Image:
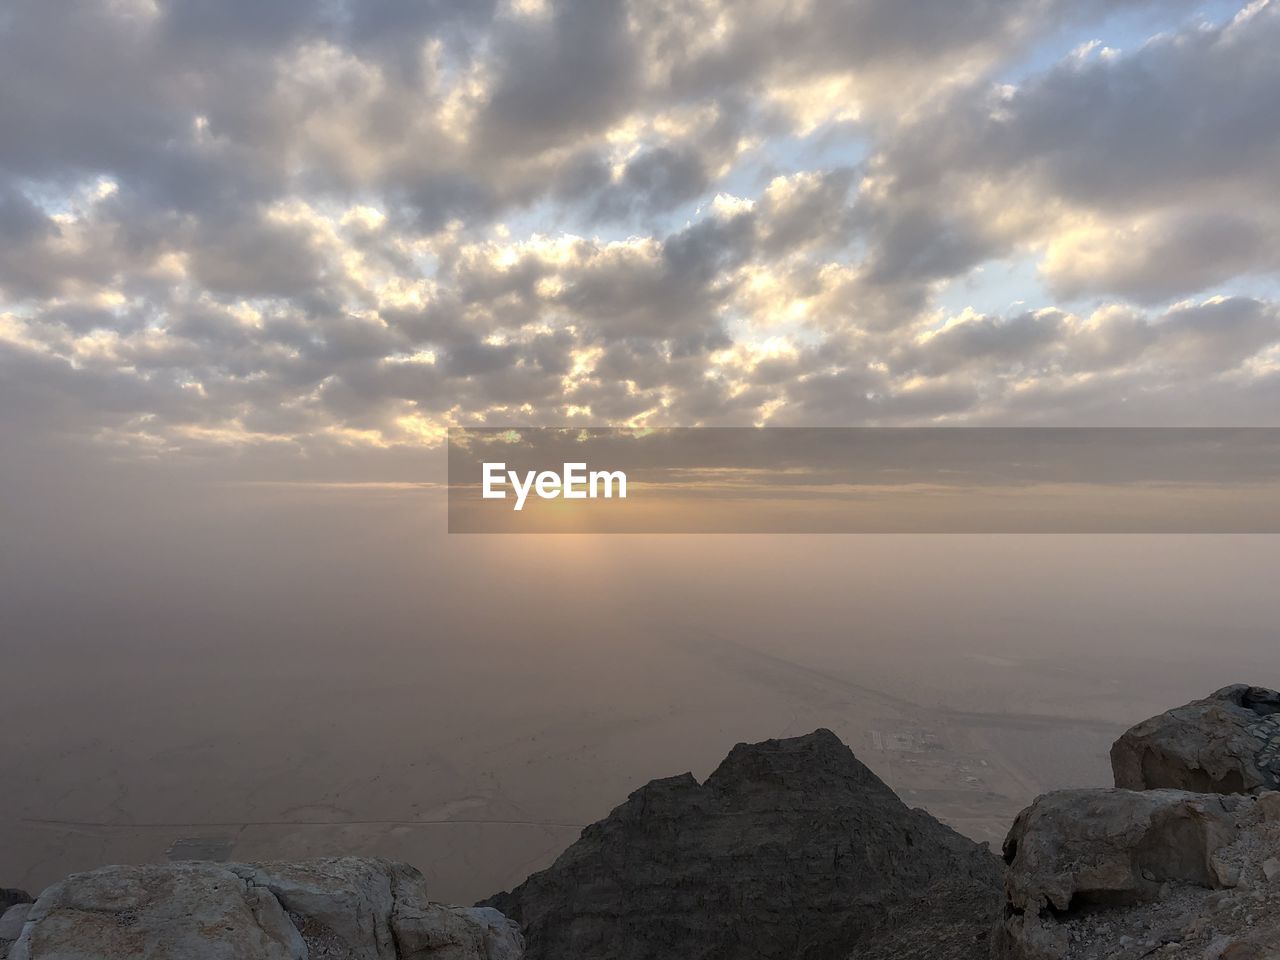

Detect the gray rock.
[
  {"left": 229, "top": 858, "right": 408, "bottom": 960},
  {"left": 393, "top": 901, "right": 524, "bottom": 960},
  {"left": 483, "top": 728, "right": 1003, "bottom": 960},
  {"left": 1111, "top": 685, "right": 1280, "bottom": 795},
  {"left": 6, "top": 858, "right": 522, "bottom": 960},
  {"left": 0, "top": 887, "right": 30, "bottom": 951},
  {"left": 992, "top": 788, "right": 1277, "bottom": 960},
  {"left": 1, "top": 902, "right": 31, "bottom": 947},
  {"left": 1002, "top": 789, "right": 1242, "bottom": 912},
  {"left": 458, "top": 907, "right": 524, "bottom": 960},
  {"left": 7, "top": 861, "right": 306, "bottom": 960},
  {"left": 231, "top": 858, "right": 522, "bottom": 960}
]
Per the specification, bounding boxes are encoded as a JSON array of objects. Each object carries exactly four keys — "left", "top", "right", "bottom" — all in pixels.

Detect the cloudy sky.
[
  {"left": 3, "top": 0, "right": 1280, "bottom": 466},
  {"left": 6, "top": 1, "right": 1280, "bottom": 898}
]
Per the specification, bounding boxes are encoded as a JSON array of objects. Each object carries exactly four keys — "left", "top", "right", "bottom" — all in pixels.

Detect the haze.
[{"left": 3, "top": 446, "right": 1278, "bottom": 901}]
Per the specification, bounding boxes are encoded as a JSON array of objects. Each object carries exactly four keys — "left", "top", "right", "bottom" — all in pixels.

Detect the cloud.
[
  {"left": 859, "top": 0, "right": 1280, "bottom": 302},
  {"left": 1, "top": 0, "right": 1279, "bottom": 462}
]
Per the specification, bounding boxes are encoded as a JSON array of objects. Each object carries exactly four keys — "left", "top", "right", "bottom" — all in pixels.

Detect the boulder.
[
  {"left": 483, "top": 728, "right": 1003, "bottom": 960},
  {"left": 392, "top": 902, "right": 524, "bottom": 960},
  {"left": 1001, "top": 789, "right": 1243, "bottom": 914},
  {"left": 6, "top": 858, "right": 522, "bottom": 960},
  {"left": 0, "top": 891, "right": 32, "bottom": 957},
  {"left": 227, "top": 858, "right": 521, "bottom": 960},
  {"left": 7, "top": 862, "right": 306, "bottom": 960},
  {"left": 1111, "top": 685, "right": 1280, "bottom": 794},
  {"left": 228, "top": 858, "right": 408, "bottom": 960},
  {"left": 1, "top": 902, "right": 32, "bottom": 952},
  {"left": 993, "top": 788, "right": 1280, "bottom": 960}
]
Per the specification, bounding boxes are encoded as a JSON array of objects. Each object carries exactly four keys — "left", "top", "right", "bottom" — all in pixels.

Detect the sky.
[{"left": 3, "top": 0, "right": 1280, "bottom": 470}]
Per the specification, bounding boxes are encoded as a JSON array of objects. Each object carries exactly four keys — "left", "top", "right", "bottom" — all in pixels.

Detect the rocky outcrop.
[
  {"left": 5, "top": 858, "right": 521, "bottom": 960},
  {"left": 995, "top": 789, "right": 1247, "bottom": 958},
  {"left": 8, "top": 861, "right": 306, "bottom": 960},
  {"left": 997, "top": 684, "right": 1280, "bottom": 960},
  {"left": 995, "top": 790, "right": 1280, "bottom": 960},
  {"left": 0, "top": 894, "right": 30, "bottom": 958},
  {"left": 1111, "top": 685, "right": 1280, "bottom": 794},
  {"left": 0, "top": 906, "right": 30, "bottom": 957},
  {"left": 482, "top": 728, "right": 1003, "bottom": 960},
  {"left": 1003, "top": 789, "right": 1247, "bottom": 912}
]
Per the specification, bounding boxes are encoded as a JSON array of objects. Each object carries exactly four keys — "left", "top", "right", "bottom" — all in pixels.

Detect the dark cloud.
[
  {"left": 186, "top": 215, "right": 331, "bottom": 300},
  {"left": 0, "top": 186, "right": 53, "bottom": 242},
  {"left": 477, "top": 0, "right": 639, "bottom": 155},
  {"left": 161, "top": 0, "right": 321, "bottom": 48},
  {"left": 589, "top": 146, "right": 712, "bottom": 220}
]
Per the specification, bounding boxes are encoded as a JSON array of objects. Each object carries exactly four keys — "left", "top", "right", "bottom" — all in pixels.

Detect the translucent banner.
[{"left": 447, "top": 427, "right": 1280, "bottom": 533}]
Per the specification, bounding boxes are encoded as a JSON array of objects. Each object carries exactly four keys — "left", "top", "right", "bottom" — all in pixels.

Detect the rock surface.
[
  {"left": 5, "top": 858, "right": 521, "bottom": 960},
  {"left": 1002, "top": 789, "right": 1245, "bottom": 913},
  {"left": 0, "top": 894, "right": 30, "bottom": 958},
  {"left": 997, "top": 684, "right": 1280, "bottom": 960},
  {"left": 1111, "top": 685, "right": 1280, "bottom": 795},
  {"left": 0, "top": 905, "right": 30, "bottom": 955},
  {"left": 482, "top": 728, "right": 1003, "bottom": 960},
  {"left": 995, "top": 788, "right": 1280, "bottom": 960}
]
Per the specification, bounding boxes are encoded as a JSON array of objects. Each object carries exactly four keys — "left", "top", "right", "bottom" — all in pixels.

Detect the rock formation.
[
  {"left": 0, "top": 892, "right": 32, "bottom": 958},
  {"left": 4, "top": 858, "right": 521, "bottom": 960},
  {"left": 1111, "top": 684, "right": 1280, "bottom": 794},
  {"left": 482, "top": 728, "right": 1003, "bottom": 960},
  {"left": 0, "top": 909, "right": 29, "bottom": 958},
  {"left": 997, "top": 685, "right": 1280, "bottom": 960},
  {"left": 8, "top": 687, "right": 1280, "bottom": 960},
  {"left": 995, "top": 789, "right": 1280, "bottom": 959}
]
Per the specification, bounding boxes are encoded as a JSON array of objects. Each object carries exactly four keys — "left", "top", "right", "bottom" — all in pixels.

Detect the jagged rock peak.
[
  {"left": 705, "top": 727, "right": 897, "bottom": 795},
  {"left": 483, "top": 729, "right": 1002, "bottom": 960}
]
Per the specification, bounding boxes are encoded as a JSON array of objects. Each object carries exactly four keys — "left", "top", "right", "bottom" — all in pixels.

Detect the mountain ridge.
[{"left": 482, "top": 727, "right": 1003, "bottom": 960}]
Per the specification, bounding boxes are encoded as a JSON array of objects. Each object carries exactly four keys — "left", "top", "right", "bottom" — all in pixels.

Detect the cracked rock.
[
  {"left": 994, "top": 788, "right": 1280, "bottom": 960},
  {"left": 1111, "top": 685, "right": 1280, "bottom": 795},
  {"left": 6, "top": 858, "right": 521, "bottom": 960}
]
